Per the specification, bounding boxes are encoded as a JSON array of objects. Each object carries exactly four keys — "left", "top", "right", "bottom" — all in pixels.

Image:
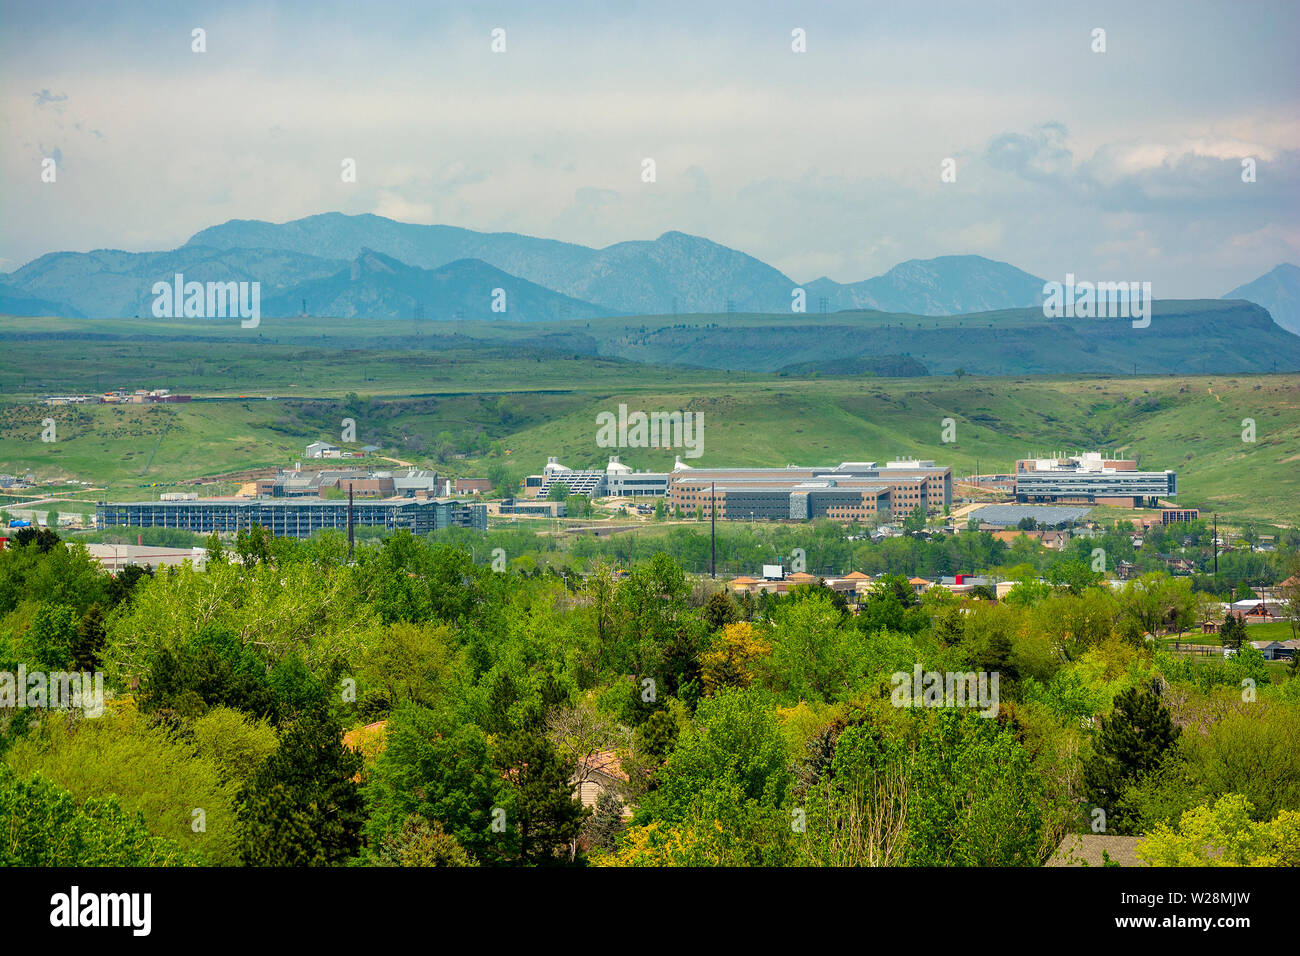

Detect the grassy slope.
[{"left": 0, "top": 317, "right": 1296, "bottom": 523}]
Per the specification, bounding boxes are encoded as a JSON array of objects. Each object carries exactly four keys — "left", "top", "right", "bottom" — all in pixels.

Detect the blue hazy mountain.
[
  {"left": 188, "top": 215, "right": 1049, "bottom": 316},
  {"left": 4, "top": 247, "right": 342, "bottom": 319},
  {"left": 806, "top": 255, "right": 1046, "bottom": 315},
  {"left": 0, "top": 282, "right": 83, "bottom": 318},
  {"left": 187, "top": 214, "right": 796, "bottom": 314},
  {"left": 260, "top": 249, "right": 612, "bottom": 321},
  {"left": 10, "top": 212, "right": 1278, "bottom": 325},
  {"left": 1223, "top": 263, "right": 1300, "bottom": 335}
]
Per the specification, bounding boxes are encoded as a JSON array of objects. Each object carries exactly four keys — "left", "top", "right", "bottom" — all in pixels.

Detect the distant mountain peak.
[
  {"left": 1223, "top": 263, "right": 1300, "bottom": 335},
  {"left": 10, "top": 212, "right": 1069, "bottom": 322}
]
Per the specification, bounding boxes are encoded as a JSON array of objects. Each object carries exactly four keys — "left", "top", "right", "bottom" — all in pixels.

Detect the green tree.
[
  {"left": 1137, "top": 794, "right": 1300, "bottom": 867},
  {"left": 762, "top": 591, "right": 866, "bottom": 703},
  {"left": 205, "top": 532, "right": 225, "bottom": 565},
  {"left": 493, "top": 724, "right": 589, "bottom": 865},
  {"left": 234, "top": 524, "right": 273, "bottom": 567},
  {"left": 644, "top": 688, "right": 796, "bottom": 866},
  {"left": 904, "top": 504, "right": 927, "bottom": 534},
  {"left": 1083, "top": 687, "right": 1181, "bottom": 834},
  {"left": 106, "top": 563, "right": 153, "bottom": 606},
  {"left": 486, "top": 462, "right": 517, "bottom": 497},
  {"left": 0, "top": 765, "right": 198, "bottom": 866},
  {"left": 69, "top": 602, "right": 106, "bottom": 672},
  {"left": 26, "top": 603, "right": 79, "bottom": 669},
  {"left": 702, "top": 591, "right": 739, "bottom": 631},
  {"left": 376, "top": 815, "right": 478, "bottom": 867},
  {"left": 1220, "top": 613, "right": 1246, "bottom": 651},
  {"left": 237, "top": 707, "right": 365, "bottom": 866},
  {"left": 362, "top": 703, "right": 498, "bottom": 863},
  {"left": 903, "top": 711, "right": 1051, "bottom": 866}
]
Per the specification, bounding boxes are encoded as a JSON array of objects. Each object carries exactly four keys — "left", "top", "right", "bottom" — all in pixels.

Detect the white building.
[{"left": 305, "top": 441, "right": 340, "bottom": 459}]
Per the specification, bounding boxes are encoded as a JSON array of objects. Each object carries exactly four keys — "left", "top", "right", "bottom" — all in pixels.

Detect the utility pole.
[
  {"left": 710, "top": 481, "right": 716, "bottom": 579},
  {"left": 1213, "top": 513, "right": 1218, "bottom": 578},
  {"left": 347, "top": 484, "right": 355, "bottom": 560}
]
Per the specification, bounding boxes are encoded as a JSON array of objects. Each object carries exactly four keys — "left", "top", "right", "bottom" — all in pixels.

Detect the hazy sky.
[{"left": 3, "top": 0, "right": 1297, "bottom": 296}]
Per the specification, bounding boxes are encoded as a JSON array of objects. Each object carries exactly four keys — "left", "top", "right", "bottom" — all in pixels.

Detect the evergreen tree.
[
  {"left": 106, "top": 563, "right": 153, "bottom": 607},
  {"left": 1082, "top": 688, "right": 1180, "bottom": 834},
  {"left": 492, "top": 725, "right": 589, "bottom": 865},
  {"left": 702, "top": 591, "right": 739, "bottom": 631},
  {"left": 70, "top": 602, "right": 106, "bottom": 672},
  {"left": 237, "top": 707, "right": 365, "bottom": 866},
  {"left": 1220, "top": 613, "right": 1246, "bottom": 651}
]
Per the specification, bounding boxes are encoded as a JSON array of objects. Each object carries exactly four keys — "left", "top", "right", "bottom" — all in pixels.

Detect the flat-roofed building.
[
  {"left": 666, "top": 459, "right": 951, "bottom": 521},
  {"left": 603, "top": 456, "right": 670, "bottom": 497},
  {"left": 97, "top": 496, "right": 486, "bottom": 538},
  {"left": 1015, "top": 452, "right": 1176, "bottom": 506}
]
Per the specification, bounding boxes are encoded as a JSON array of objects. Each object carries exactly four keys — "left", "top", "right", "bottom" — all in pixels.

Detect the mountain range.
[{"left": 1, "top": 212, "right": 1296, "bottom": 333}]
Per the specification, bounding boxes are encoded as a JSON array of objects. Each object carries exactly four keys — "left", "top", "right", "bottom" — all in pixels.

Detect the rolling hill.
[{"left": 0, "top": 315, "right": 1294, "bottom": 522}]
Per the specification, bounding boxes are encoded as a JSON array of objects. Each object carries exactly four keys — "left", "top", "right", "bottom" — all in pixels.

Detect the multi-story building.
[
  {"left": 602, "top": 456, "right": 671, "bottom": 497},
  {"left": 96, "top": 496, "right": 487, "bottom": 538},
  {"left": 1014, "top": 452, "right": 1176, "bottom": 506},
  {"left": 255, "top": 468, "right": 440, "bottom": 498},
  {"left": 667, "top": 459, "right": 952, "bottom": 521},
  {"left": 530, "top": 456, "right": 670, "bottom": 499}
]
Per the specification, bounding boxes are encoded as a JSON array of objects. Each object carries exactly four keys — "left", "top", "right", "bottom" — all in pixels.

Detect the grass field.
[{"left": 0, "top": 316, "right": 1296, "bottom": 524}]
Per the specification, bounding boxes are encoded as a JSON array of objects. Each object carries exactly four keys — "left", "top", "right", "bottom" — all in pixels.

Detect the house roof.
[
  {"left": 729, "top": 576, "right": 758, "bottom": 585},
  {"left": 1047, "top": 834, "right": 1145, "bottom": 867},
  {"left": 786, "top": 572, "right": 818, "bottom": 583},
  {"left": 583, "top": 750, "right": 628, "bottom": 782},
  {"left": 841, "top": 571, "right": 871, "bottom": 580},
  {"left": 343, "top": 720, "right": 388, "bottom": 753}
]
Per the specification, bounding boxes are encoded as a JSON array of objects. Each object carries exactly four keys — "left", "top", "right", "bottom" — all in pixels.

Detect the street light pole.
[{"left": 710, "top": 481, "right": 716, "bottom": 580}]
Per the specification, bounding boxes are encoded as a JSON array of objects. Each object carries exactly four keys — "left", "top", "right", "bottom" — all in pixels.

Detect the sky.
[{"left": 2, "top": 0, "right": 1298, "bottom": 296}]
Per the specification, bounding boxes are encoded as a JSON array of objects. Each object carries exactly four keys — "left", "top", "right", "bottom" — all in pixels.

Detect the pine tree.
[
  {"left": 492, "top": 725, "right": 589, "bottom": 865},
  {"left": 237, "top": 708, "right": 365, "bottom": 866},
  {"left": 70, "top": 603, "right": 106, "bottom": 672},
  {"left": 1082, "top": 687, "right": 1180, "bottom": 834},
  {"left": 702, "top": 591, "right": 739, "bottom": 630},
  {"left": 1221, "top": 613, "right": 1246, "bottom": 651}
]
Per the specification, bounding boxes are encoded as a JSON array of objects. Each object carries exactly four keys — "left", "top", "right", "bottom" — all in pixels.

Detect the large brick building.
[{"left": 666, "top": 460, "right": 952, "bottom": 522}]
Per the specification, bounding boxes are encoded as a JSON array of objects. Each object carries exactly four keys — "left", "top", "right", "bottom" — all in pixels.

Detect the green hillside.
[{"left": 0, "top": 314, "right": 1294, "bottom": 523}]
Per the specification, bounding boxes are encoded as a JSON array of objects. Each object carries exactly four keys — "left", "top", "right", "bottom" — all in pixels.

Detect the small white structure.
[{"left": 305, "top": 441, "right": 339, "bottom": 459}]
